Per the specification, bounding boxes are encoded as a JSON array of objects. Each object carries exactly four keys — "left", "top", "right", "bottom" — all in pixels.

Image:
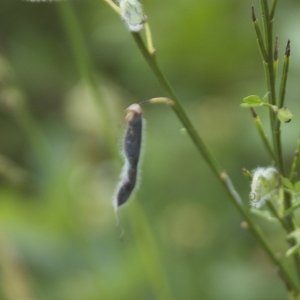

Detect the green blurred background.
[{"left": 0, "top": 0, "right": 300, "bottom": 299}]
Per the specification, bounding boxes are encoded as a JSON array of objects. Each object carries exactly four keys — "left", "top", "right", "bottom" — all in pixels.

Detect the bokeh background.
[{"left": 0, "top": 0, "right": 300, "bottom": 299}]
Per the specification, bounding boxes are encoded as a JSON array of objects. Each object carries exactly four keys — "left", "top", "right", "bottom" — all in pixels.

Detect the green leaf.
[
  {"left": 294, "top": 181, "right": 300, "bottom": 193},
  {"left": 250, "top": 208, "right": 278, "bottom": 222},
  {"left": 281, "top": 177, "right": 294, "bottom": 190},
  {"left": 286, "top": 244, "right": 300, "bottom": 257},
  {"left": 240, "top": 103, "right": 256, "bottom": 108},
  {"left": 243, "top": 95, "right": 263, "bottom": 105},
  {"left": 262, "top": 91, "right": 270, "bottom": 102},
  {"left": 286, "top": 230, "right": 300, "bottom": 257}
]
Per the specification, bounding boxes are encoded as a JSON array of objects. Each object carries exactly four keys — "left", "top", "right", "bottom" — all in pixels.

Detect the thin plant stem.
[
  {"left": 10, "top": 94, "right": 52, "bottom": 173},
  {"left": 252, "top": 6, "right": 268, "bottom": 61},
  {"left": 128, "top": 201, "right": 174, "bottom": 300},
  {"left": 144, "top": 22, "right": 156, "bottom": 55},
  {"left": 103, "top": 0, "right": 120, "bottom": 14},
  {"left": 257, "top": 1, "right": 300, "bottom": 281},
  {"left": 270, "top": 0, "right": 279, "bottom": 20},
  {"left": 278, "top": 40, "right": 291, "bottom": 110},
  {"left": 104, "top": 0, "right": 300, "bottom": 294},
  {"left": 221, "top": 172, "right": 300, "bottom": 293},
  {"left": 57, "top": 1, "right": 116, "bottom": 156},
  {"left": 259, "top": 1, "right": 284, "bottom": 173},
  {"left": 131, "top": 32, "right": 222, "bottom": 178},
  {"left": 273, "top": 36, "right": 279, "bottom": 79},
  {"left": 131, "top": 31, "right": 300, "bottom": 293},
  {"left": 289, "top": 138, "right": 300, "bottom": 184},
  {"left": 250, "top": 108, "right": 275, "bottom": 160}
]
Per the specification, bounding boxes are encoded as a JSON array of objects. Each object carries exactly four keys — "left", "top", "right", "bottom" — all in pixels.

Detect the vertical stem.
[
  {"left": 259, "top": 0, "right": 300, "bottom": 283},
  {"left": 131, "top": 33, "right": 222, "bottom": 179},
  {"left": 278, "top": 41, "right": 291, "bottom": 110},
  {"left": 57, "top": 1, "right": 116, "bottom": 156},
  {"left": 131, "top": 32, "right": 300, "bottom": 294},
  {"left": 259, "top": 0, "right": 285, "bottom": 174},
  {"left": 128, "top": 201, "right": 174, "bottom": 300},
  {"left": 270, "top": 0, "right": 279, "bottom": 20}
]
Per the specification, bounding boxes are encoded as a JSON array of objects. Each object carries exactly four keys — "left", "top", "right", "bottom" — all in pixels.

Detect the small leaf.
[
  {"left": 250, "top": 208, "right": 278, "bottom": 222},
  {"left": 243, "top": 95, "right": 263, "bottom": 105},
  {"left": 286, "top": 230, "right": 300, "bottom": 257},
  {"left": 278, "top": 106, "right": 293, "bottom": 123},
  {"left": 262, "top": 91, "right": 270, "bottom": 102},
  {"left": 281, "top": 177, "right": 294, "bottom": 190},
  {"left": 294, "top": 181, "right": 300, "bottom": 193},
  {"left": 286, "top": 244, "right": 300, "bottom": 257},
  {"left": 240, "top": 103, "right": 256, "bottom": 108}
]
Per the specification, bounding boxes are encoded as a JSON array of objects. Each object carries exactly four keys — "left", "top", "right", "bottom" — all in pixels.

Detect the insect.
[{"left": 113, "top": 103, "right": 144, "bottom": 210}]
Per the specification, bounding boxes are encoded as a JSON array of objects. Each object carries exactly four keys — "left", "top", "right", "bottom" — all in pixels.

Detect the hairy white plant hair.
[
  {"left": 119, "top": 0, "right": 147, "bottom": 32},
  {"left": 250, "top": 166, "right": 279, "bottom": 208}
]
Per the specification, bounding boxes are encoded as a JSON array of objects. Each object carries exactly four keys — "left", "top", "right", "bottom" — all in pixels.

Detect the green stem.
[
  {"left": 259, "top": 0, "right": 284, "bottom": 173},
  {"left": 289, "top": 138, "right": 300, "bottom": 184},
  {"left": 104, "top": 0, "right": 300, "bottom": 294},
  {"left": 250, "top": 108, "right": 275, "bottom": 160},
  {"left": 221, "top": 172, "right": 299, "bottom": 293},
  {"left": 131, "top": 33, "right": 222, "bottom": 179},
  {"left": 258, "top": 1, "right": 300, "bottom": 282},
  {"left": 252, "top": 6, "right": 268, "bottom": 61},
  {"left": 278, "top": 41, "right": 291, "bottom": 110},
  {"left": 270, "top": 0, "right": 279, "bottom": 20},
  {"left": 131, "top": 32, "right": 300, "bottom": 294},
  {"left": 57, "top": 1, "right": 116, "bottom": 156},
  {"left": 13, "top": 98, "right": 52, "bottom": 172},
  {"left": 128, "top": 201, "right": 174, "bottom": 300}
]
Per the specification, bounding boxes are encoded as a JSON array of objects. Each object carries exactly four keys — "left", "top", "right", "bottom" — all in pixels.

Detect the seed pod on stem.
[{"left": 113, "top": 103, "right": 144, "bottom": 211}]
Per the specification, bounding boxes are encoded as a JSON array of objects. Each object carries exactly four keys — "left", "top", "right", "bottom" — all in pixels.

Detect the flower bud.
[
  {"left": 119, "top": 0, "right": 147, "bottom": 32},
  {"left": 278, "top": 106, "right": 293, "bottom": 123},
  {"left": 250, "top": 167, "right": 279, "bottom": 208}
]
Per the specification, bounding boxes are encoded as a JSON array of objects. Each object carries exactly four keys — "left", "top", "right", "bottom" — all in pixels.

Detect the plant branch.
[
  {"left": 221, "top": 172, "right": 300, "bottom": 293},
  {"left": 130, "top": 31, "right": 300, "bottom": 293},
  {"left": 250, "top": 108, "right": 275, "bottom": 160},
  {"left": 278, "top": 40, "right": 291, "bottom": 110},
  {"left": 104, "top": 0, "right": 300, "bottom": 294},
  {"left": 290, "top": 138, "right": 300, "bottom": 184},
  {"left": 131, "top": 32, "right": 222, "bottom": 178}
]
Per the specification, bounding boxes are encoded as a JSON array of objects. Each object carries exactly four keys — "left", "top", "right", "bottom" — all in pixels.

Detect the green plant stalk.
[
  {"left": 270, "top": 0, "right": 279, "bottom": 20},
  {"left": 258, "top": 1, "right": 300, "bottom": 281},
  {"left": 131, "top": 33, "right": 222, "bottom": 178},
  {"left": 252, "top": 7, "right": 268, "bottom": 61},
  {"left": 274, "top": 43, "right": 296, "bottom": 248},
  {"left": 273, "top": 36, "right": 279, "bottom": 80},
  {"left": 289, "top": 138, "right": 300, "bottom": 184},
  {"left": 13, "top": 101, "right": 53, "bottom": 173},
  {"left": 103, "top": 0, "right": 119, "bottom": 13},
  {"left": 131, "top": 32, "right": 300, "bottom": 293},
  {"left": 250, "top": 108, "right": 275, "bottom": 160},
  {"left": 266, "top": 201, "right": 289, "bottom": 230},
  {"left": 128, "top": 201, "right": 174, "bottom": 300},
  {"left": 57, "top": 1, "right": 116, "bottom": 156},
  {"left": 59, "top": 3, "right": 173, "bottom": 297},
  {"left": 278, "top": 42, "right": 290, "bottom": 110},
  {"left": 104, "top": 0, "right": 300, "bottom": 293},
  {"left": 221, "top": 172, "right": 299, "bottom": 293},
  {"left": 259, "top": 0, "right": 284, "bottom": 174}
]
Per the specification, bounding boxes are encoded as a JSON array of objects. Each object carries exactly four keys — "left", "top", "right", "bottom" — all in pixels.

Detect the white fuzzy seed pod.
[
  {"left": 113, "top": 104, "right": 144, "bottom": 211},
  {"left": 250, "top": 167, "right": 279, "bottom": 208},
  {"left": 119, "top": 0, "right": 147, "bottom": 32}
]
